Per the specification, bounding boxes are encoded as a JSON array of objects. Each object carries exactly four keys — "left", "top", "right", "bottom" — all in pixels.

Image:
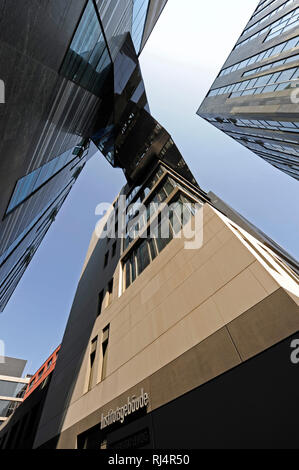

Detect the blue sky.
[{"left": 1, "top": 0, "right": 298, "bottom": 375}]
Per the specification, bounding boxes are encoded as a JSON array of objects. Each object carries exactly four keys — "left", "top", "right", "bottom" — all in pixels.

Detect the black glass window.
[
  {"left": 61, "top": 0, "right": 112, "bottom": 96},
  {"left": 136, "top": 240, "right": 150, "bottom": 275}
]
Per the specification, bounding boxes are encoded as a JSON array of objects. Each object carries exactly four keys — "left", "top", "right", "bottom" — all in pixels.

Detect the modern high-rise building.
[
  {"left": 23, "top": 345, "right": 61, "bottom": 400},
  {"left": 29, "top": 162, "right": 299, "bottom": 449},
  {"left": 0, "top": 346, "right": 61, "bottom": 449},
  {"left": 1, "top": 0, "right": 298, "bottom": 450},
  {"left": 0, "top": 357, "right": 30, "bottom": 425},
  {"left": 0, "top": 0, "right": 168, "bottom": 312},
  {"left": 197, "top": 0, "right": 299, "bottom": 181},
  {"left": 14, "top": 25, "right": 296, "bottom": 448}
]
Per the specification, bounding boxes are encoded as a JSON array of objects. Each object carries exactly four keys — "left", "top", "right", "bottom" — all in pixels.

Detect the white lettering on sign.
[
  {"left": 100, "top": 389, "right": 149, "bottom": 429},
  {"left": 0, "top": 80, "right": 4, "bottom": 103}
]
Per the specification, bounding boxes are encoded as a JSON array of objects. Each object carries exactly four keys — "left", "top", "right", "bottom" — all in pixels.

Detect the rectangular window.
[
  {"left": 112, "top": 241, "right": 117, "bottom": 257},
  {"left": 123, "top": 192, "right": 199, "bottom": 291},
  {"left": 60, "top": 0, "right": 112, "bottom": 96},
  {"left": 125, "top": 258, "right": 131, "bottom": 289},
  {"left": 136, "top": 240, "right": 150, "bottom": 275},
  {"left": 97, "top": 290, "right": 104, "bottom": 316},
  {"left": 88, "top": 337, "right": 98, "bottom": 391},
  {"left": 28, "top": 379, "right": 35, "bottom": 390},
  {"left": 6, "top": 148, "right": 78, "bottom": 215},
  {"left": 107, "top": 279, "right": 113, "bottom": 306},
  {"left": 148, "top": 238, "right": 157, "bottom": 261},
  {"left": 104, "top": 251, "right": 109, "bottom": 268},
  {"left": 101, "top": 326, "right": 110, "bottom": 381},
  {"left": 155, "top": 219, "right": 173, "bottom": 253}
]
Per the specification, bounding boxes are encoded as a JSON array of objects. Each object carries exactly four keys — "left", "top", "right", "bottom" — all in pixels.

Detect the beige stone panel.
[
  {"left": 145, "top": 291, "right": 222, "bottom": 354},
  {"left": 179, "top": 256, "right": 227, "bottom": 314},
  {"left": 141, "top": 274, "right": 164, "bottom": 305},
  {"left": 62, "top": 369, "right": 120, "bottom": 432},
  {"left": 109, "top": 305, "right": 132, "bottom": 346},
  {"left": 115, "top": 340, "right": 162, "bottom": 396},
  {"left": 107, "top": 330, "right": 135, "bottom": 374},
  {"left": 228, "top": 288, "right": 299, "bottom": 361},
  {"left": 159, "top": 284, "right": 192, "bottom": 327},
  {"left": 129, "top": 313, "right": 158, "bottom": 359},
  {"left": 288, "top": 292, "right": 299, "bottom": 306},
  {"left": 189, "top": 235, "right": 223, "bottom": 272},
  {"left": 129, "top": 292, "right": 143, "bottom": 327},
  {"left": 216, "top": 225, "right": 234, "bottom": 246},
  {"left": 150, "top": 327, "right": 241, "bottom": 411},
  {"left": 185, "top": 298, "right": 226, "bottom": 344},
  {"left": 153, "top": 300, "right": 224, "bottom": 372},
  {"left": 203, "top": 221, "right": 218, "bottom": 244},
  {"left": 205, "top": 213, "right": 225, "bottom": 236},
  {"left": 213, "top": 268, "right": 269, "bottom": 324},
  {"left": 163, "top": 259, "right": 195, "bottom": 294},
  {"left": 156, "top": 296, "right": 225, "bottom": 355},
  {"left": 167, "top": 247, "right": 195, "bottom": 275},
  {"left": 203, "top": 204, "right": 217, "bottom": 223},
  {"left": 231, "top": 105, "right": 280, "bottom": 113},
  {"left": 155, "top": 319, "right": 198, "bottom": 369},
  {"left": 209, "top": 237, "right": 255, "bottom": 286},
  {"left": 140, "top": 273, "right": 170, "bottom": 313},
  {"left": 249, "top": 261, "right": 280, "bottom": 296}
]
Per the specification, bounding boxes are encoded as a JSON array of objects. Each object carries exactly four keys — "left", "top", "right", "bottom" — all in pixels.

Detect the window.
[
  {"left": 132, "top": 0, "right": 151, "bottom": 53},
  {"left": 97, "top": 290, "right": 104, "bottom": 316},
  {"left": 0, "top": 380, "right": 27, "bottom": 398},
  {"left": 235, "top": 118, "right": 299, "bottom": 134},
  {"left": 60, "top": 0, "right": 112, "bottom": 96},
  {"left": 235, "top": 5, "right": 299, "bottom": 50},
  {"left": 107, "top": 279, "right": 114, "bottom": 306},
  {"left": 29, "top": 379, "right": 35, "bottom": 389},
  {"left": 88, "top": 337, "right": 98, "bottom": 391},
  {"left": 47, "top": 359, "right": 53, "bottom": 369},
  {"left": 136, "top": 240, "right": 151, "bottom": 275},
  {"left": 125, "top": 176, "right": 176, "bottom": 250},
  {"left": 209, "top": 66, "right": 299, "bottom": 98},
  {"left": 104, "top": 251, "right": 109, "bottom": 268},
  {"left": 6, "top": 147, "right": 80, "bottom": 215},
  {"left": 112, "top": 241, "right": 117, "bottom": 257},
  {"left": 242, "top": 0, "right": 295, "bottom": 37},
  {"left": 101, "top": 326, "right": 110, "bottom": 381},
  {"left": 243, "top": 53, "right": 299, "bottom": 78},
  {"left": 38, "top": 368, "right": 45, "bottom": 380},
  {"left": 123, "top": 194, "right": 200, "bottom": 290}
]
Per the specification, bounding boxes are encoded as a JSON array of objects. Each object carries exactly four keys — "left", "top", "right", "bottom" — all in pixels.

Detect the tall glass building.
[
  {"left": 197, "top": 0, "right": 299, "bottom": 181},
  {"left": 0, "top": 0, "right": 298, "bottom": 450},
  {"left": 0, "top": 357, "right": 29, "bottom": 426},
  {"left": 0, "top": 22, "right": 296, "bottom": 449},
  {"left": 0, "top": 0, "right": 168, "bottom": 312}
]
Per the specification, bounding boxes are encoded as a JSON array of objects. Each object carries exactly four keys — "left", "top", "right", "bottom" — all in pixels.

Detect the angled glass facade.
[
  {"left": 198, "top": 0, "right": 299, "bottom": 181},
  {"left": 0, "top": 0, "right": 168, "bottom": 311}
]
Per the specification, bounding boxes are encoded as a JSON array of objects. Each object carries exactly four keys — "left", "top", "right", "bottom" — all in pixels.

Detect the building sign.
[
  {"left": 0, "top": 80, "right": 4, "bottom": 104},
  {"left": 100, "top": 389, "right": 149, "bottom": 430}
]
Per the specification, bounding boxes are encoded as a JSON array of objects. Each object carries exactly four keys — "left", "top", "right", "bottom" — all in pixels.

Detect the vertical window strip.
[
  {"left": 242, "top": 0, "right": 295, "bottom": 37},
  {"left": 6, "top": 147, "right": 81, "bottom": 215},
  {"left": 235, "top": 7, "right": 299, "bottom": 50},
  {"left": 219, "top": 35, "right": 299, "bottom": 77}
]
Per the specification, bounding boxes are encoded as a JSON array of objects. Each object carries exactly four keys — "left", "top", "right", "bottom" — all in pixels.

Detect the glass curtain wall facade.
[
  {"left": 0, "top": 0, "right": 168, "bottom": 311},
  {"left": 197, "top": 0, "right": 299, "bottom": 181},
  {"left": 0, "top": 358, "right": 29, "bottom": 424}
]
